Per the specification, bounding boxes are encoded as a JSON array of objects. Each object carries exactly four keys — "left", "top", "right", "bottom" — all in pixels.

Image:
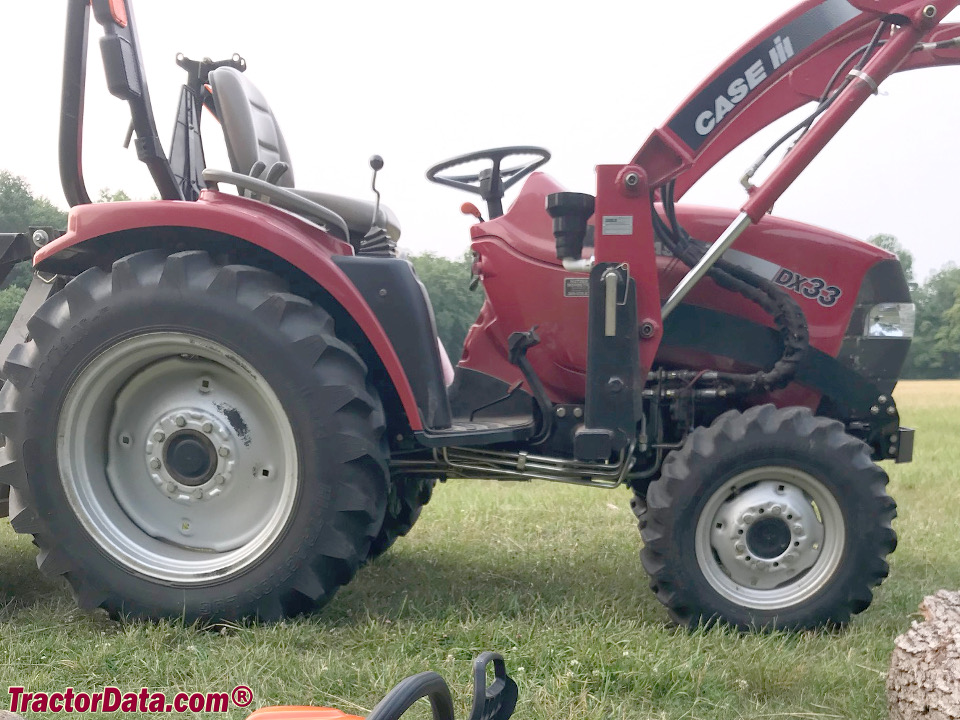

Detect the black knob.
[
  {"left": 546, "top": 192, "right": 595, "bottom": 261},
  {"left": 370, "top": 155, "right": 384, "bottom": 171}
]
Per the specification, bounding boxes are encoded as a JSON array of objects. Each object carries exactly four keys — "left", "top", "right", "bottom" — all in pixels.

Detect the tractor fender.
[{"left": 33, "top": 191, "right": 425, "bottom": 431}]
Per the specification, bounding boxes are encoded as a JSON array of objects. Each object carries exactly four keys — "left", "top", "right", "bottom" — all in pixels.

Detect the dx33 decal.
[{"left": 774, "top": 267, "right": 842, "bottom": 307}]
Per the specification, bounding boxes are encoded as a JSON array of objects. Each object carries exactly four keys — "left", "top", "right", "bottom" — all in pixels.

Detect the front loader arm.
[{"left": 632, "top": 1, "right": 960, "bottom": 196}]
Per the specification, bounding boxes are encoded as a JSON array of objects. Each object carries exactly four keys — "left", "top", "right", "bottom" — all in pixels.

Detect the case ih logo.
[
  {"left": 774, "top": 268, "right": 842, "bottom": 307},
  {"left": 695, "top": 36, "right": 795, "bottom": 137},
  {"left": 668, "top": 0, "right": 861, "bottom": 150}
]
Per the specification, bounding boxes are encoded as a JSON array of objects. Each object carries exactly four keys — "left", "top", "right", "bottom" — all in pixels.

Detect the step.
[{"left": 414, "top": 415, "right": 536, "bottom": 448}]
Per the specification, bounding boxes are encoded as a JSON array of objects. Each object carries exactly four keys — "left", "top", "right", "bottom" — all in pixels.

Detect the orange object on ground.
[{"left": 245, "top": 707, "right": 364, "bottom": 720}]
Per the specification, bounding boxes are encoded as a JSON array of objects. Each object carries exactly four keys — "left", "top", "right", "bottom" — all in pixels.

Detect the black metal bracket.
[
  {"left": 176, "top": 53, "right": 246, "bottom": 95},
  {"left": 575, "top": 263, "right": 642, "bottom": 461}
]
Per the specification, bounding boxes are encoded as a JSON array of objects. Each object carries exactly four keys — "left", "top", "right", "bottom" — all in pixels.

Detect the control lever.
[
  {"left": 508, "top": 328, "right": 554, "bottom": 444},
  {"left": 603, "top": 268, "right": 619, "bottom": 337},
  {"left": 368, "top": 154, "right": 384, "bottom": 235}
]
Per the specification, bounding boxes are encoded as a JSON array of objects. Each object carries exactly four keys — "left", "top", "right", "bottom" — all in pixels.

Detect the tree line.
[{"left": 0, "top": 170, "right": 956, "bottom": 379}]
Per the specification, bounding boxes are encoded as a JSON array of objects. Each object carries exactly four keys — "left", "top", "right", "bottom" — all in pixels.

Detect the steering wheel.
[{"left": 426, "top": 146, "right": 551, "bottom": 218}]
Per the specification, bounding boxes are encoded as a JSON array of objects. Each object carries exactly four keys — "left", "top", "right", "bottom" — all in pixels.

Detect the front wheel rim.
[
  {"left": 694, "top": 466, "right": 845, "bottom": 610},
  {"left": 57, "top": 332, "right": 299, "bottom": 584}
]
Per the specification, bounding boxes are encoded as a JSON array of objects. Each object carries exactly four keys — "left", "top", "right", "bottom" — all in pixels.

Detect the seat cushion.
[{"left": 292, "top": 189, "right": 400, "bottom": 241}]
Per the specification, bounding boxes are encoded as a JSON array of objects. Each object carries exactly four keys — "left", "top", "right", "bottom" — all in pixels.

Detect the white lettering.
[
  {"left": 728, "top": 78, "right": 749, "bottom": 104},
  {"left": 770, "top": 36, "right": 796, "bottom": 70},
  {"left": 745, "top": 59, "right": 768, "bottom": 89},
  {"left": 695, "top": 110, "right": 716, "bottom": 136},
  {"left": 693, "top": 41, "right": 787, "bottom": 137},
  {"left": 714, "top": 95, "right": 735, "bottom": 124},
  {"left": 770, "top": 47, "right": 783, "bottom": 70},
  {"left": 783, "top": 36, "right": 795, "bottom": 60}
]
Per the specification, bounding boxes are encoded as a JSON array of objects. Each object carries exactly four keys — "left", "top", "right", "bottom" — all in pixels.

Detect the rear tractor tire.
[
  {"left": 0, "top": 250, "right": 389, "bottom": 622},
  {"left": 366, "top": 476, "right": 436, "bottom": 562},
  {"left": 639, "top": 404, "right": 897, "bottom": 630}
]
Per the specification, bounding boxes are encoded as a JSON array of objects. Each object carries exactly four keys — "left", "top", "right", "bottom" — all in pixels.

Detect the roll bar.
[{"left": 60, "top": 0, "right": 183, "bottom": 207}]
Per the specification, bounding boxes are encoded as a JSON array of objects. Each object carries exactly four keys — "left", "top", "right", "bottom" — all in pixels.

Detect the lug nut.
[
  {"left": 193, "top": 489, "right": 203, "bottom": 500},
  {"left": 556, "top": 407, "right": 567, "bottom": 418},
  {"left": 218, "top": 447, "right": 230, "bottom": 457},
  {"left": 166, "top": 482, "right": 177, "bottom": 493},
  {"left": 735, "top": 542, "right": 745, "bottom": 553},
  {"left": 887, "top": 406, "right": 896, "bottom": 416},
  {"left": 154, "top": 431, "right": 165, "bottom": 443},
  {"left": 150, "top": 458, "right": 162, "bottom": 470},
  {"left": 215, "top": 475, "right": 225, "bottom": 486},
  {"left": 573, "top": 407, "right": 583, "bottom": 418},
  {"left": 202, "top": 422, "right": 213, "bottom": 433},
  {"left": 870, "top": 406, "right": 880, "bottom": 415},
  {"left": 175, "top": 416, "right": 187, "bottom": 428},
  {"left": 771, "top": 506, "right": 782, "bottom": 516}
]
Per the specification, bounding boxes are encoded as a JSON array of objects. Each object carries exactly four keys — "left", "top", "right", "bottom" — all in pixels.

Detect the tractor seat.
[{"left": 207, "top": 67, "right": 400, "bottom": 243}]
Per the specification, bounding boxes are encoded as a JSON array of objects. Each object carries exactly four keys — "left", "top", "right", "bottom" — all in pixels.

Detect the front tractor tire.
[
  {"left": 0, "top": 250, "right": 389, "bottom": 622},
  {"left": 639, "top": 405, "right": 897, "bottom": 630}
]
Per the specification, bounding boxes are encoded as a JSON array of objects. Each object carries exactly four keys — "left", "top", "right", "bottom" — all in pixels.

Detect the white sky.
[{"left": 1, "top": 1, "right": 959, "bottom": 281}]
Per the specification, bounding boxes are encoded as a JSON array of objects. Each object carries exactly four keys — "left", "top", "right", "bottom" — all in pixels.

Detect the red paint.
[
  {"left": 742, "top": 20, "right": 927, "bottom": 221},
  {"left": 634, "top": 4, "right": 960, "bottom": 195},
  {"left": 592, "top": 164, "right": 663, "bottom": 376},
  {"left": 460, "top": 173, "right": 891, "bottom": 410},
  {"left": 37, "top": 191, "right": 425, "bottom": 431},
  {"left": 108, "top": 0, "right": 128, "bottom": 27},
  {"left": 47, "top": 0, "right": 953, "bottom": 430}
]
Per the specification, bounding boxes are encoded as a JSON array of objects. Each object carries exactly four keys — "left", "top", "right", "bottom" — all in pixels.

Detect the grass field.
[{"left": 1, "top": 381, "right": 958, "bottom": 720}]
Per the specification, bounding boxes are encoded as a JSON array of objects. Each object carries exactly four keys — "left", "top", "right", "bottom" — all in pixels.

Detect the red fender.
[{"left": 34, "top": 190, "right": 424, "bottom": 431}]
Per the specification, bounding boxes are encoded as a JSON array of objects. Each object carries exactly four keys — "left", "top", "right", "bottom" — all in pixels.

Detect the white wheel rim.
[
  {"left": 57, "top": 332, "right": 299, "bottom": 584},
  {"left": 694, "top": 465, "right": 845, "bottom": 610}
]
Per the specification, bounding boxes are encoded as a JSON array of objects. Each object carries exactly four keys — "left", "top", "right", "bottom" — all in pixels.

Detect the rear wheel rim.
[
  {"left": 57, "top": 332, "right": 299, "bottom": 584},
  {"left": 695, "top": 466, "right": 845, "bottom": 610}
]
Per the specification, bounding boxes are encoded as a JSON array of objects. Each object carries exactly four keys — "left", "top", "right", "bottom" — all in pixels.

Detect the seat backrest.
[{"left": 208, "top": 67, "right": 295, "bottom": 187}]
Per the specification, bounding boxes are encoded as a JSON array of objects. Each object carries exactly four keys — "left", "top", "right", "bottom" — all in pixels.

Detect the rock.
[{"left": 888, "top": 589, "right": 960, "bottom": 720}]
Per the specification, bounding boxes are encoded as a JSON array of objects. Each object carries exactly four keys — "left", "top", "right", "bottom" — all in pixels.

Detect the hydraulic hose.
[{"left": 652, "top": 184, "right": 809, "bottom": 394}]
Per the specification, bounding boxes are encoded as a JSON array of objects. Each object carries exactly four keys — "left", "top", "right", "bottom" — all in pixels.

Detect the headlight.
[{"left": 864, "top": 303, "right": 916, "bottom": 338}]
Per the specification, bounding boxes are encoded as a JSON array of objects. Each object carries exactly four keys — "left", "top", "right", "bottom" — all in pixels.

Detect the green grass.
[{"left": 1, "top": 381, "right": 959, "bottom": 720}]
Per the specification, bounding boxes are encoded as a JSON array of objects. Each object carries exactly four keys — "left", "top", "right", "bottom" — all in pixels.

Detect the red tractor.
[{"left": 0, "top": 0, "right": 951, "bottom": 630}]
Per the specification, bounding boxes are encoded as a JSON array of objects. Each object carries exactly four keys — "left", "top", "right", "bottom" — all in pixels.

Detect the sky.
[{"left": 1, "top": 1, "right": 959, "bottom": 282}]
